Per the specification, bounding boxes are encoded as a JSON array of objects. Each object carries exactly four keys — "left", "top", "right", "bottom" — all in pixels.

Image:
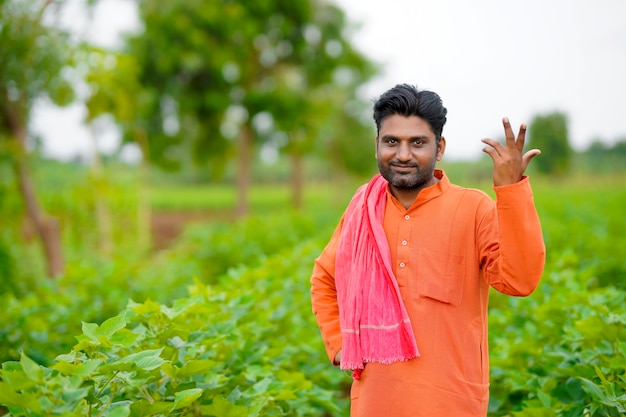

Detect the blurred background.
[
  {"left": 1, "top": 1, "right": 625, "bottom": 416},
  {"left": 3, "top": 0, "right": 625, "bottom": 267},
  {"left": 27, "top": 0, "right": 626, "bottom": 163}
]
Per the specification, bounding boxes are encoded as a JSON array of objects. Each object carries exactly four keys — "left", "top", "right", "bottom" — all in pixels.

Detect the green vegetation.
[
  {"left": 488, "top": 178, "right": 626, "bottom": 416},
  {"left": 2, "top": 1, "right": 625, "bottom": 415},
  {"left": 1, "top": 240, "right": 347, "bottom": 416},
  {"left": 1, "top": 158, "right": 625, "bottom": 416},
  {"left": 1, "top": 0, "right": 377, "bottom": 279},
  {"left": 528, "top": 112, "right": 572, "bottom": 175}
]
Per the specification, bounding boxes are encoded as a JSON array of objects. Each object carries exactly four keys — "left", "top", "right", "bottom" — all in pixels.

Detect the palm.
[{"left": 481, "top": 117, "right": 541, "bottom": 186}]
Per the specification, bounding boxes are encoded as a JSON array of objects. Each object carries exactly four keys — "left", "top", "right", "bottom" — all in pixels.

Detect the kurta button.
[
  {"left": 404, "top": 215, "right": 410, "bottom": 220},
  {"left": 402, "top": 240, "right": 408, "bottom": 246},
  {"left": 399, "top": 262, "right": 406, "bottom": 268}
]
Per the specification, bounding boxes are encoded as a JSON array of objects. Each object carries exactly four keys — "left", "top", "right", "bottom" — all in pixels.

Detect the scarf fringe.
[{"left": 340, "top": 321, "right": 419, "bottom": 370}]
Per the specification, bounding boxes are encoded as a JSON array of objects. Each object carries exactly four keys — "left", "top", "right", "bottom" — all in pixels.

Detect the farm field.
[
  {"left": 3, "top": 0, "right": 625, "bottom": 415},
  {"left": 1, "top": 168, "right": 625, "bottom": 416}
]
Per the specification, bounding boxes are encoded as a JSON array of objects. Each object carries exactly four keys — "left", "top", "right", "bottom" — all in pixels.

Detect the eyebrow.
[{"left": 380, "top": 134, "right": 431, "bottom": 140}]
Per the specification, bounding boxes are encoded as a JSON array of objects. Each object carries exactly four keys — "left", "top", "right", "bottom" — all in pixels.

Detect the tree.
[
  {"left": 0, "top": 0, "right": 75, "bottom": 277},
  {"left": 580, "top": 137, "right": 626, "bottom": 174},
  {"left": 122, "top": 0, "right": 376, "bottom": 215},
  {"left": 84, "top": 49, "right": 155, "bottom": 252},
  {"left": 527, "top": 112, "right": 572, "bottom": 175}
]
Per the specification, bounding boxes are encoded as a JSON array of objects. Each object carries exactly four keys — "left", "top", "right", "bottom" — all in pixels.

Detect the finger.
[
  {"left": 481, "top": 138, "right": 505, "bottom": 156},
  {"left": 521, "top": 149, "right": 541, "bottom": 170},
  {"left": 502, "top": 117, "right": 515, "bottom": 149},
  {"left": 516, "top": 124, "right": 527, "bottom": 152},
  {"left": 482, "top": 144, "right": 501, "bottom": 161}
]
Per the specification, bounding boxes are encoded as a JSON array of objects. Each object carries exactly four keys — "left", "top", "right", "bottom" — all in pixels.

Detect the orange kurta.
[{"left": 310, "top": 170, "right": 545, "bottom": 416}]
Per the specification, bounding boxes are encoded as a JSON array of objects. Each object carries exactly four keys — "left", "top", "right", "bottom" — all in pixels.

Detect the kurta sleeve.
[
  {"left": 479, "top": 176, "right": 546, "bottom": 296},
  {"left": 310, "top": 219, "right": 344, "bottom": 364}
]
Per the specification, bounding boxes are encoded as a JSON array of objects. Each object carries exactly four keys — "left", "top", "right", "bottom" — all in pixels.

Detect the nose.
[{"left": 396, "top": 141, "right": 411, "bottom": 162}]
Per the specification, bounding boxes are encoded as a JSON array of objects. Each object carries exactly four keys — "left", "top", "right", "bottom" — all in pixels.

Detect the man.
[{"left": 310, "top": 83, "right": 545, "bottom": 416}]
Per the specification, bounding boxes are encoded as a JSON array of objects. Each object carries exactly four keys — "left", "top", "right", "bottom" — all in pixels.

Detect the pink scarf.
[{"left": 335, "top": 174, "right": 419, "bottom": 372}]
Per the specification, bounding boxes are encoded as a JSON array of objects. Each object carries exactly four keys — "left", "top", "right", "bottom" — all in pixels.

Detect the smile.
[{"left": 391, "top": 164, "right": 418, "bottom": 171}]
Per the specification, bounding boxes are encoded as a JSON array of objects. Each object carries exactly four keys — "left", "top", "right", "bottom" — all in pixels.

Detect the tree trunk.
[
  {"left": 7, "top": 103, "right": 64, "bottom": 278},
  {"left": 89, "top": 124, "right": 113, "bottom": 256},
  {"left": 134, "top": 130, "right": 152, "bottom": 253},
  {"left": 290, "top": 152, "right": 304, "bottom": 210},
  {"left": 235, "top": 124, "right": 252, "bottom": 217}
]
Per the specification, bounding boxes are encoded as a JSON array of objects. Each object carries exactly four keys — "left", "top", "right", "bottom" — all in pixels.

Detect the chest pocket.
[{"left": 415, "top": 248, "right": 466, "bottom": 307}]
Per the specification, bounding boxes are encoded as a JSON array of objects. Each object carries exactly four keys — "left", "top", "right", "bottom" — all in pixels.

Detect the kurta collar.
[{"left": 387, "top": 169, "right": 450, "bottom": 212}]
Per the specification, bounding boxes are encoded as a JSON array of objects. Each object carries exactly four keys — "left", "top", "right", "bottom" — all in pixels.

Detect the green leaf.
[
  {"left": 19, "top": 352, "right": 44, "bottom": 382},
  {"left": 82, "top": 321, "right": 100, "bottom": 341},
  {"left": 245, "top": 365, "right": 271, "bottom": 382},
  {"left": 1, "top": 361, "right": 21, "bottom": 372},
  {"left": 0, "top": 382, "right": 17, "bottom": 403},
  {"left": 124, "top": 375, "right": 153, "bottom": 388},
  {"left": 579, "top": 377, "right": 609, "bottom": 402},
  {"left": 178, "top": 359, "right": 215, "bottom": 376},
  {"left": 173, "top": 388, "right": 203, "bottom": 410},
  {"left": 100, "top": 315, "right": 127, "bottom": 337},
  {"left": 160, "top": 362, "right": 177, "bottom": 378},
  {"left": 61, "top": 386, "right": 91, "bottom": 405},
  {"left": 106, "top": 404, "right": 131, "bottom": 417},
  {"left": 53, "top": 358, "right": 103, "bottom": 377},
  {"left": 537, "top": 390, "right": 551, "bottom": 408},
  {"left": 131, "top": 299, "right": 162, "bottom": 315},
  {"left": 251, "top": 378, "right": 272, "bottom": 395},
  {"left": 109, "top": 328, "right": 139, "bottom": 346},
  {"left": 98, "top": 362, "right": 137, "bottom": 373},
  {"left": 118, "top": 348, "right": 165, "bottom": 371},
  {"left": 0, "top": 382, "right": 42, "bottom": 412},
  {"left": 552, "top": 378, "right": 584, "bottom": 404},
  {"left": 134, "top": 355, "right": 165, "bottom": 371},
  {"left": 199, "top": 396, "right": 248, "bottom": 417},
  {"left": 0, "top": 369, "right": 37, "bottom": 391},
  {"left": 511, "top": 406, "right": 556, "bottom": 417},
  {"left": 247, "top": 396, "right": 270, "bottom": 417},
  {"left": 130, "top": 399, "right": 175, "bottom": 416}
]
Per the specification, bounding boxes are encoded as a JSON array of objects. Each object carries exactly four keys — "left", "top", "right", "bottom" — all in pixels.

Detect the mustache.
[{"left": 390, "top": 161, "right": 419, "bottom": 168}]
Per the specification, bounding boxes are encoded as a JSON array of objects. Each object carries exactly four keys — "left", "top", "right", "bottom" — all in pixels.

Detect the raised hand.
[{"left": 481, "top": 117, "right": 541, "bottom": 186}]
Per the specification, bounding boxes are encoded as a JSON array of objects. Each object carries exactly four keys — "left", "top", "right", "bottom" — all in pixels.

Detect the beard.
[{"left": 377, "top": 157, "right": 437, "bottom": 190}]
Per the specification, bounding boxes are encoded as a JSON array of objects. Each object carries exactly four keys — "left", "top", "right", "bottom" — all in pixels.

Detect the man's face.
[{"left": 376, "top": 114, "right": 445, "bottom": 191}]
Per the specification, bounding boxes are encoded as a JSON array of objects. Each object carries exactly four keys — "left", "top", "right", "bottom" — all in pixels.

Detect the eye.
[{"left": 413, "top": 139, "right": 423, "bottom": 146}]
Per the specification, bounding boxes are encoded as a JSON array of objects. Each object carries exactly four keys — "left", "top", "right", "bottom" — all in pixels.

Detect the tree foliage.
[
  {"left": 527, "top": 112, "right": 572, "bottom": 175},
  {"left": 576, "top": 138, "right": 626, "bottom": 174},
  {"left": 116, "top": 0, "right": 376, "bottom": 214},
  {"left": 0, "top": 0, "right": 77, "bottom": 277},
  {"left": 126, "top": 0, "right": 372, "bottom": 159},
  {"left": 0, "top": 0, "right": 75, "bottom": 124}
]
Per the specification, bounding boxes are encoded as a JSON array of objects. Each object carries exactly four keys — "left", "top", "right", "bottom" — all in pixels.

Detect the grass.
[{"left": 150, "top": 180, "right": 359, "bottom": 214}]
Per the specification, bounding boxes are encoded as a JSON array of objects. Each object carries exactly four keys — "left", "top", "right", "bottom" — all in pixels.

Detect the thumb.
[{"left": 522, "top": 149, "right": 541, "bottom": 170}]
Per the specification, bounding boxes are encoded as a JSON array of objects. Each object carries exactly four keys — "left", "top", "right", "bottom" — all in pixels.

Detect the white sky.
[{"left": 32, "top": 0, "right": 626, "bottom": 161}]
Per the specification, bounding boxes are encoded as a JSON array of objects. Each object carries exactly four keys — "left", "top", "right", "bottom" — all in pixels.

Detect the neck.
[{"left": 390, "top": 176, "right": 439, "bottom": 210}]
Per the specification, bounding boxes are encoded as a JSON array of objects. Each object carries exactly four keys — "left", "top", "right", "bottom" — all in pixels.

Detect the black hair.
[{"left": 373, "top": 84, "right": 447, "bottom": 141}]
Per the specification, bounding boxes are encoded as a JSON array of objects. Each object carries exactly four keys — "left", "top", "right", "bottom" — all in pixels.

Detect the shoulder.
[
  {"left": 437, "top": 170, "right": 493, "bottom": 205},
  {"left": 346, "top": 175, "right": 384, "bottom": 207},
  {"left": 346, "top": 182, "right": 369, "bottom": 207},
  {"left": 447, "top": 182, "right": 494, "bottom": 205}
]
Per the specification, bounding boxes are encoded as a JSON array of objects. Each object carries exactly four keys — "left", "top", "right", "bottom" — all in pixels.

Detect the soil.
[
  {"left": 20, "top": 211, "right": 229, "bottom": 251},
  {"left": 151, "top": 210, "right": 233, "bottom": 250}
]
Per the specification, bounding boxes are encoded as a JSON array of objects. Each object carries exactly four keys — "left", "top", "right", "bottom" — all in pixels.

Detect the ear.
[{"left": 436, "top": 136, "right": 446, "bottom": 161}]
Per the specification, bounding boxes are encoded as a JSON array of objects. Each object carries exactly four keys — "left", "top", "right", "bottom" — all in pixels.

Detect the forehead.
[{"left": 379, "top": 114, "right": 435, "bottom": 137}]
